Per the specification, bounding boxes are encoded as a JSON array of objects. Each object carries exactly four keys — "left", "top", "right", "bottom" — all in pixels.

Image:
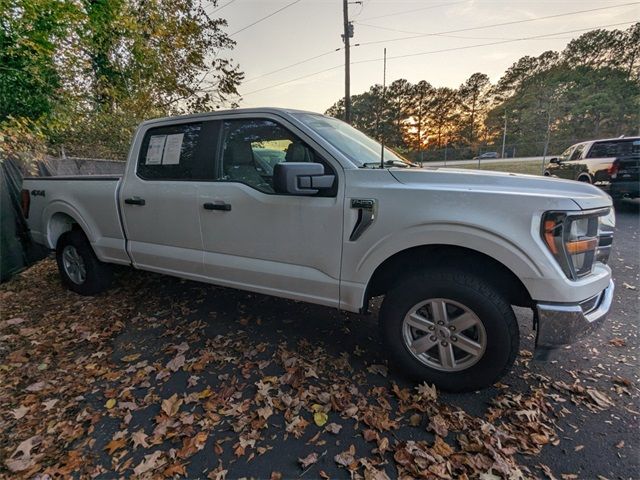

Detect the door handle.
[
  {"left": 203, "top": 202, "right": 231, "bottom": 212},
  {"left": 124, "top": 197, "right": 146, "bottom": 206}
]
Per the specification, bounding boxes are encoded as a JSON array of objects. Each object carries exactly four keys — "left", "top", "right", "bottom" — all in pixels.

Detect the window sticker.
[
  {"left": 162, "top": 133, "right": 184, "bottom": 165},
  {"left": 146, "top": 135, "right": 166, "bottom": 165}
]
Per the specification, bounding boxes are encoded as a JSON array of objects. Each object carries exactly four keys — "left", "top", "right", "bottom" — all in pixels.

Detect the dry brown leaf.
[
  {"left": 298, "top": 452, "right": 319, "bottom": 469},
  {"left": 161, "top": 393, "right": 183, "bottom": 417},
  {"left": 133, "top": 451, "right": 165, "bottom": 475}
]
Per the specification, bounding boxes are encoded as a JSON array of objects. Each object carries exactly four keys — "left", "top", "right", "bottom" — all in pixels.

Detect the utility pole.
[
  {"left": 342, "top": 0, "right": 353, "bottom": 123},
  {"left": 501, "top": 109, "right": 507, "bottom": 159}
]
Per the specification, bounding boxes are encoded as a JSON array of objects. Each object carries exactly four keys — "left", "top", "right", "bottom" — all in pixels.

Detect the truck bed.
[{"left": 23, "top": 175, "right": 129, "bottom": 265}]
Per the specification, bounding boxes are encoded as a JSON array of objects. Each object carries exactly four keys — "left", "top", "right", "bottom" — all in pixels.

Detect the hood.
[{"left": 389, "top": 167, "right": 612, "bottom": 210}]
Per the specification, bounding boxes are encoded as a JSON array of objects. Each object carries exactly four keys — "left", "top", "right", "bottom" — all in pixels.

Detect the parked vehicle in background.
[
  {"left": 22, "top": 108, "right": 616, "bottom": 392},
  {"left": 545, "top": 136, "right": 640, "bottom": 199},
  {"left": 473, "top": 151, "right": 499, "bottom": 160}
]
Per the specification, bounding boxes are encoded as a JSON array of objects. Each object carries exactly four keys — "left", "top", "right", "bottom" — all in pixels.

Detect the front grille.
[{"left": 596, "top": 232, "right": 613, "bottom": 264}]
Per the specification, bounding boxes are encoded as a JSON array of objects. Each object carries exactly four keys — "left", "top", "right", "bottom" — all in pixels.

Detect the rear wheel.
[
  {"left": 56, "top": 230, "right": 112, "bottom": 295},
  {"left": 380, "top": 268, "right": 519, "bottom": 392}
]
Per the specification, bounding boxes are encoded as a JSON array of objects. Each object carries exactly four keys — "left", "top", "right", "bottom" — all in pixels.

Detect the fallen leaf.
[
  {"left": 166, "top": 354, "right": 186, "bottom": 372},
  {"left": 121, "top": 353, "right": 141, "bottom": 362},
  {"left": 11, "top": 405, "right": 29, "bottom": 420},
  {"left": 133, "top": 451, "right": 165, "bottom": 475},
  {"left": 298, "top": 452, "right": 319, "bottom": 469},
  {"left": 314, "top": 411, "right": 328, "bottom": 427},
  {"left": 325, "top": 422, "right": 342, "bottom": 434},
  {"left": 161, "top": 393, "right": 183, "bottom": 417},
  {"left": 131, "top": 430, "right": 149, "bottom": 449},
  {"left": 105, "top": 437, "right": 126, "bottom": 455},
  {"left": 6, "top": 435, "right": 42, "bottom": 472},
  {"left": 105, "top": 398, "right": 116, "bottom": 409}
]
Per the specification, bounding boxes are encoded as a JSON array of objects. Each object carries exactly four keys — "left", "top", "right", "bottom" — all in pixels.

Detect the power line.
[
  {"left": 243, "top": 48, "right": 342, "bottom": 83},
  {"left": 241, "top": 64, "right": 343, "bottom": 97},
  {"left": 239, "top": 21, "right": 637, "bottom": 97},
  {"left": 242, "top": 3, "right": 638, "bottom": 88},
  {"left": 205, "top": 0, "right": 238, "bottom": 15},
  {"left": 355, "top": 23, "right": 575, "bottom": 41},
  {"left": 357, "top": 0, "right": 468, "bottom": 22},
  {"left": 357, "top": 2, "right": 640, "bottom": 47},
  {"left": 229, "top": 0, "right": 304, "bottom": 37},
  {"left": 352, "top": 21, "right": 637, "bottom": 65}
]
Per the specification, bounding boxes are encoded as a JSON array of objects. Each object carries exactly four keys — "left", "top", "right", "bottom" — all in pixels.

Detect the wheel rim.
[
  {"left": 62, "top": 245, "right": 86, "bottom": 285},
  {"left": 402, "top": 298, "right": 487, "bottom": 372}
]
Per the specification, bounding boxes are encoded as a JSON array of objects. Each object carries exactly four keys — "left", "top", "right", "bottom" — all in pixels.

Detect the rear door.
[
  {"left": 119, "top": 121, "right": 217, "bottom": 277},
  {"left": 196, "top": 114, "right": 345, "bottom": 308}
]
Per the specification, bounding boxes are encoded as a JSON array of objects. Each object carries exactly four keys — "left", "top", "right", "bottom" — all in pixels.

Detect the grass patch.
[{"left": 456, "top": 160, "right": 545, "bottom": 176}]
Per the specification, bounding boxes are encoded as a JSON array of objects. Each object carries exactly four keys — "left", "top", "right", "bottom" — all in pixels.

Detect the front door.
[{"left": 197, "top": 116, "right": 344, "bottom": 307}]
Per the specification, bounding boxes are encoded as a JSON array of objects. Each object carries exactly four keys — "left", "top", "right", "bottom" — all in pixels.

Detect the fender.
[
  {"left": 339, "top": 222, "right": 545, "bottom": 312},
  {"left": 43, "top": 200, "right": 96, "bottom": 249}
]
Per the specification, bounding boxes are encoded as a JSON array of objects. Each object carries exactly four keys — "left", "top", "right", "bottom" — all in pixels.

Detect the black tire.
[
  {"left": 56, "top": 230, "right": 112, "bottom": 295},
  {"left": 379, "top": 268, "right": 519, "bottom": 392}
]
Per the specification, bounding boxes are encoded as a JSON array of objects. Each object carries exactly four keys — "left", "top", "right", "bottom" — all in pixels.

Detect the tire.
[
  {"left": 56, "top": 230, "right": 112, "bottom": 295},
  {"left": 577, "top": 175, "right": 591, "bottom": 183},
  {"left": 379, "top": 268, "right": 519, "bottom": 392}
]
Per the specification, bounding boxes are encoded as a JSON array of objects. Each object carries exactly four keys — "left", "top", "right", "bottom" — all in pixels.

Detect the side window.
[
  {"left": 588, "top": 140, "right": 639, "bottom": 158},
  {"left": 137, "top": 122, "right": 210, "bottom": 180},
  {"left": 569, "top": 144, "right": 585, "bottom": 161},
  {"left": 559, "top": 146, "right": 574, "bottom": 162},
  {"left": 218, "top": 118, "right": 333, "bottom": 195}
]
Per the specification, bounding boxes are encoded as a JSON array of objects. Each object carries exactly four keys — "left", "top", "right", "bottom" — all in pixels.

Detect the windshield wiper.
[{"left": 360, "top": 160, "right": 415, "bottom": 169}]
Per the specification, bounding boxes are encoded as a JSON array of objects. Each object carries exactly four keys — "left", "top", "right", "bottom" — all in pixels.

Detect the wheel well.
[
  {"left": 48, "top": 212, "right": 82, "bottom": 249},
  {"left": 577, "top": 173, "right": 592, "bottom": 183},
  {"left": 364, "top": 245, "right": 533, "bottom": 309}
]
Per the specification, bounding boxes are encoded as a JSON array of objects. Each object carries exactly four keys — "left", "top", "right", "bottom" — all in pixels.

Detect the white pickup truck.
[{"left": 22, "top": 108, "right": 616, "bottom": 391}]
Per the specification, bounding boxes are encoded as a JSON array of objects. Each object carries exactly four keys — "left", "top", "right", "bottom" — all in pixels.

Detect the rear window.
[
  {"left": 587, "top": 139, "right": 640, "bottom": 158},
  {"left": 137, "top": 122, "right": 209, "bottom": 180}
]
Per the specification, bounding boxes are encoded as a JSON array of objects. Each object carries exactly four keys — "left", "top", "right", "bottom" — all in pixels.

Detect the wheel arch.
[
  {"left": 363, "top": 244, "right": 534, "bottom": 311},
  {"left": 45, "top": 202, "right": 93, "bottom": 250},
  {"left": 577, "top": 172, "right": 593, "bottom": 183}
]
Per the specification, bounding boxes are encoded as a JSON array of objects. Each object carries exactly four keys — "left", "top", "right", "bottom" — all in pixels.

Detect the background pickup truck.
[
  {"left": 544, "top": 136, "right": 640, "bottom": 199},
  {"left": 22, "top": 108, "right": 616, "bottom": 391}
]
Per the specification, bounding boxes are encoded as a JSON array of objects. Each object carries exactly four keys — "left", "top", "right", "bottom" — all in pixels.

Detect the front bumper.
[{"left": 534, "top": 279, "right": 614, "bottom": 359}]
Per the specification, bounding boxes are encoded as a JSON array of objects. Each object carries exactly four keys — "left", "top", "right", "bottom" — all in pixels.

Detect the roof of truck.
[{"left": 140, "top": 107, "right": 322, "bottom": 127}]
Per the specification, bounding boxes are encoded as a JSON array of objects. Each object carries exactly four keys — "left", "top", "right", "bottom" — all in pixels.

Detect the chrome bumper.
[{"left": 534, "top": 279, "right": 614, "bottom": 359}]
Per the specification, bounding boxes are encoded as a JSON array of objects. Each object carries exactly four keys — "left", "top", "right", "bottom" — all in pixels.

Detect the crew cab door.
[
  {"left": 197, "top": 115, "right": 344, "bottom": 307},
  {"left": 557, "top": 143, "right": 587, "bottom": 180},
  {"left": 120, "top": 121, "right": 217, "bottom": 276}
]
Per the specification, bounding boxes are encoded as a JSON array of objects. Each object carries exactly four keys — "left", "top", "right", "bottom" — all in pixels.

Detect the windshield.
[{"left": 294, "top": 113, "right": 411, "bottom": 168}]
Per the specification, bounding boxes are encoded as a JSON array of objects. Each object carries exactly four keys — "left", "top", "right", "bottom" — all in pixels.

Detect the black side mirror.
[
  {"left": 549, "top": 157, "right": 560, "bottom": 164},
  {"left": 273, "top": 162, "right": 335, "bottom": 195}
]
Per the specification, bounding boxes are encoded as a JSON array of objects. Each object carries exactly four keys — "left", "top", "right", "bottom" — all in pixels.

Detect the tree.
[
  {"left": 1, "top": 0, "right": 243, "bottom": 158},
  {"left": 456, "top": 73, "right": 491, "bottom": 146},
  {"left": 0, "top": 0, "right": 78, "bottom": 122}
]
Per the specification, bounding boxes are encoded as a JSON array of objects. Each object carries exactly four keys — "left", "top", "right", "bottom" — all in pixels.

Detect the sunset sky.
[{"left": 214, "top": 0, "right": 639, "bottom": 113}]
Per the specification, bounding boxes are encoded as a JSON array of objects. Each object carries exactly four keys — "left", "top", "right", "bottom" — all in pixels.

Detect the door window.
[
  {"left": 218, "top": 119, "right": 333, "bottom": 195},
  {"left": 569, "top": 144, "right": 585, "bottom": 161},
  {"left": 137, "top": 122, "right": 214, "bottom": 180}
]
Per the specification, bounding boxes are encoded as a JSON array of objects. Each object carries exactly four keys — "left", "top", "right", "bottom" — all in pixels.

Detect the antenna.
[{"left": 380, "top": 47, "right": 387, "bottom": 169}]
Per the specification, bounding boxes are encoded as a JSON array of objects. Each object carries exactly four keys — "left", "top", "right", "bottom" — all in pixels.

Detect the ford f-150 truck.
[
  {"left": 545, "top": 136, "right": 640, "bottom": 199},
  {"left": 21, "top": 108, "right": 616, "bottom": 391}
]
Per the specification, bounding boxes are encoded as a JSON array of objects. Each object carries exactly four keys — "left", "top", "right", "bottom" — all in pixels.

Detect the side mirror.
[
  {"left": 549, "top": 157, "right": 560, "bottom": 164},
  {"left": 273, "top": 162, "right": 335, "bottom": 195}
]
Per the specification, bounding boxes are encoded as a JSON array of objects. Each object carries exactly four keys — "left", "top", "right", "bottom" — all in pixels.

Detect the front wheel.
[
  {"left": 56, "top": 230, "right": 112, "bottom": 295},
  {"left": 379, "top": 269, "right": 519, "bottom": 392}
]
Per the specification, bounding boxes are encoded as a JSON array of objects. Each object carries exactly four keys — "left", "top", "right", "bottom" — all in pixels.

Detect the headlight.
[{"left": 541, "top": 208, "right": 612, "bottom": 280}]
